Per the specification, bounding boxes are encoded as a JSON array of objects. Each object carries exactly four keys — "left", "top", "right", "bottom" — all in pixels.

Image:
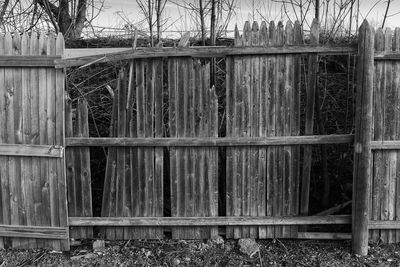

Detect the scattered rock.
[
  {"left": 238, "top": 238, "right": 260, "bottom": 257},
  {"left": 210, "top": 235, "right": 225, "bottom": 245},
  {"left": 93, "top": 239, "right": 106, "bottom": 252},
  {"left": 172, "top": 258, "right": 181, "bottom": 266}
]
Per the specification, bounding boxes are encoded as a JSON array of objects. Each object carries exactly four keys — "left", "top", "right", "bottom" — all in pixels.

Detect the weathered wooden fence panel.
[
  {"left": 225, "top": 21, "right": 302, "bottom": 239},
  {"left": 369, "top": 26, "right": 400, "bottom": 244},
  {"left": 168, "top": 59, "right": 219, "bottom": 239},
  {"left": 0, "top": 33, "right": 68, "bottom": 250},
  {"left": 101, "top": 61, "right": 164, "bottom": 239},
  {"left": 65, "top": 98, "right": 93, "bottom": 240}
]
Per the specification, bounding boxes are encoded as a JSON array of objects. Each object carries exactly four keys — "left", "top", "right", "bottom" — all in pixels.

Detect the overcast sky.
[{"left": 91, "top": 0, "right": 400, "bottom": 37}]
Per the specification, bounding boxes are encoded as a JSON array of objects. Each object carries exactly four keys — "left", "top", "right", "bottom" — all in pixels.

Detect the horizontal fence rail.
[
  {"left": 56, "top": 45, "right": 357, "bottom": 68},
  {"left": 0, "top": 56, "right": 61, "bottom": 67},
  {"left": 0, "top": 144, "right": 64, "bottom": 157},
  {"left": 65, "top": 134, "right": 354, "bottom": 147},
  {"left": 0, "top": 225, "right": 68, "bottom": 239},
  {"left": 69, "top": 215, "right": 351, "bottom": 226}
]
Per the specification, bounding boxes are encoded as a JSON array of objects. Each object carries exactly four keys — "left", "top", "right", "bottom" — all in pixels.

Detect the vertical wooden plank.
[
  {"left": 101, "top": 76, "right": 119, "bottom": 240},
  {"left": 127, "top": 61, "right": 137, "bottom": 239},
  {"left": 47, "top": 34, "right": 61, "bottom": 250},
  {"left": 371, "top": 27, "right": 384, "bottom": 243},
  {"left": 21, "top": 32, "right": 35, "bottom": 249},
  {"left": 225, "top": 25, "right": 240, "bottom": 239},
  {"left": 353, "top": 20, "right": 374, "bottom": 256},
  {"left": 116, "top": 70, "right": 126, "bottom": 240},
  {"left": 249, "top": 21, "right": 259, "bottom": 239},
  {"left": 283, "top": 21, "right": 294, "bottom": 238},
  {"left": 30, "top": 32, "right": 41, "bottom": 248},
  {"left": 10, "top": 33, "right": 25, "bottom": 249},
  {"left": 266, "top": 21, "right": 276, "bottom": 239},
  {"left": 153, "top": 58, "right": 164, "bottom": 238},
  {"left": 394, "top": 27, "right": 400, "bottom": 243},
  {"left": 77, "top": 99, "right": 92, "bottom": 241},
  {"left": 233, "top": 25, "right": 243, "bottom": 239},
  {"left": 55, "top": 33, "right": 69, "bottom": 250},
  {"left": 168, "top": 57, "right": 177, "bottom": 234},
  {"left": 136, "top": 61, "right": 146, "bottom": 239},
  {"left": 382, "top": 28, "right": 395, "bottom": 244},
  {"left": 274, "top": 21, "right": 285, "bottom": 239},
  {"left": 300, "top": 19, "right": 319, "bottom": 219},
  {"left": 172, "top": 57, "right": 187, "bottom": 239},
  {"left": 258, "top": 21, "right": 268, "bottom": 239},
  {"left": 145, "top": 59, "right": 163, "bottom": 239},
  {"left": 0, "top": 34, "right": 6, "bottom": 249},
  {"left": 291, "top": 21, "right": 302, "bottom": 238},
  {"left": 65, "top": 97, "right": 77, "bottom": 240},
  {"left": 240, "top": 21, "right": 251, "bottom": 238},
  {"left": 208, "top": 81, "right": 219, "bottom": 238},
  {"left": 38, "top": 33, "right": 51, "bottom": 248}
]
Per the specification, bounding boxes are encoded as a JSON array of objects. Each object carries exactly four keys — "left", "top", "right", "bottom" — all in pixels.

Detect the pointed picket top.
[
  {"left": 21, "top": 32, "right": 30, "bottom": 55},
  {"left": 243, "top": 21, "right": 251, "bottom": 45},
  {"left": 56, "top": 33, "right": 65, "bottom": 56},
  {"left": 234, "top": 24, "right": 241, "bottom": 47},
  {"left": 394, "top": 28, "right": 400, "bottom": 51},
  {"left": 269, "top": 21, "right": 276, "bottom": 45},
  {"left": 294, "top": 21, "right": 303, "bottom": 45},
  {"left": 251, "top": 21, "right": 259, "bottom": 46},
  {"left": 375, "top": 27, "right": 385, "bottom": 51},
  {"left": 260, "top": 21, "right": 268, "bottom": 46},
  {"left": 12, "top": 33, "right": 21, "bottom": 55},
  {"left": 30, "top": 32, "right": 39, "bottom": 55},
  {"left": 39, "top": 32, "right": 47, "bottom": 56},
  {"left": 384, "top": 27, "right": 392, "bottom": 52},
  {"left": 0, "top": 33, "right": 4, "bottom": 55},
  {"left": 310, "top": 18, "right": 319, "bottom": 45},
  {"left": 285, "top": 21, "right": 294, "bottom": 45},
  {"left": 276, "top": 21, "right": 284, "bottom": 46},
  {"left": 4, "top": 32, "right": 12, "bottom": 56},
  {"left": 47, "top": 32, "right": 56, "bottom": 56}
]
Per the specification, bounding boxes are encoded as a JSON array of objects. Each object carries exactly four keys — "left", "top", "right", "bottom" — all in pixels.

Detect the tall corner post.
[{"left": 352, "top": 20, "right": 374, "bottom": 256}]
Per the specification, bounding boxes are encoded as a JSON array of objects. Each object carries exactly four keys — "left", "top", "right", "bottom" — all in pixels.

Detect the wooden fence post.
[{"left": 353, "top": 20, "right": 374, "bottom": 256}]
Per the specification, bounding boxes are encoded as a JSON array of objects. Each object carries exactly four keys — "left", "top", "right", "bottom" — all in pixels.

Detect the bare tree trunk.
[
  {"left": 381, "top": 0, "right": 391, "bottom": 28},
  {"left": 315, "top": 0, "right": 319, "bottom": 21},
  {"left": 37, "top": 0, "right": 87, "bottom": 39},
  {"left": 210, "top": 0, "right": 216, "bottom": 45},
  {"left": 156, "top": 0, "right": 162, "bottom": 43},
  {"left": 199, "top": 0, "right": 205, "bottom": 46},
  {"left": 148, "top": 0, "right": 154, "bottom": 46}
]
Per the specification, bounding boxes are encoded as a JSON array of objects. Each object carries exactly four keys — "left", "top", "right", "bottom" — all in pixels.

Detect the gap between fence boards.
[{"left": 65, "top": 134, "right": 354, "bottom": 147}]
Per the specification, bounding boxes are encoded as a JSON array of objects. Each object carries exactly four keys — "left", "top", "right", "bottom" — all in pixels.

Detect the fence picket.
[
  {"left": 394, "top": 27, "right": 400, "bottom": 243},
  {"left": 0, "top": 34, "right": 5, "bottom": 249}
]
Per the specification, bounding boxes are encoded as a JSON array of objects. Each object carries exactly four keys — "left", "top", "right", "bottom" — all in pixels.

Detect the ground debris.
[{"left": 0, "top": 239, "right": 399, "bottom": 266}]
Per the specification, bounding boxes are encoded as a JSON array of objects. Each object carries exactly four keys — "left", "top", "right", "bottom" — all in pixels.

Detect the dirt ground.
[{"left": 0, "top": 238, "right": 399, "bottom": 266}]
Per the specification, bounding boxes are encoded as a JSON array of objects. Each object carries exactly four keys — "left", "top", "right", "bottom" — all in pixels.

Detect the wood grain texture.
[
  {"left": 169, "top": 58, "right": 218, "bottom": 239},
  {"left": 225, "top": 21, "right": 301, "bottom": 239},
  {"left": 0, "top": 33, "right": 68, "bottom": 250},
  {"left": 66, "top": 99, "right": 93, "bottom": 240},
  {"left": 56, "top": 45, "right": 356, "bottom": 68},
  {"left": 353, "top": 20, "right": 374, "bottom": 256}
]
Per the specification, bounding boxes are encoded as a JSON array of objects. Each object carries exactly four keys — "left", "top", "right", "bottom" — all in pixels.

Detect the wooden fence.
[
  {"left": 0, "top": 33, "right": 68, "bottom": 250},
  {"left": 65, "top": 20, "right": 354, "bottom": 242},
  {"left": 2, "top": 19, "right": 400, "bottom": 255}
]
